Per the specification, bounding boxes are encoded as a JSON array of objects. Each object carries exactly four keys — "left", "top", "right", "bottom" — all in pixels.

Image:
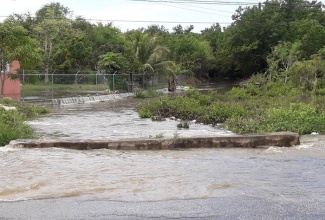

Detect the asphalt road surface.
[{"left": 1, "top": 196, "right": 324, "bottom": 219}]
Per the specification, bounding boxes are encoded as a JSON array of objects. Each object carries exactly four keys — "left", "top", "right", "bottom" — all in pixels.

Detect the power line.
[
  {"left": 128, "top": 0, "right": 259, "bottom": 5},
  {"left": 172, "top": 1, "right": 236, "bottom": 13},
  {"left": 0, "top": 15, "right": 232, "bottom": 24},
  {"left": 152, "top": 1, "right": 233, "bottom": 17}
]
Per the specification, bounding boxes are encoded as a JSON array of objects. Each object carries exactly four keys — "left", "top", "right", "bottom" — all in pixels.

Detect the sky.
[{"left": 1, "top": 0, "right": 260, "bottom": 32}]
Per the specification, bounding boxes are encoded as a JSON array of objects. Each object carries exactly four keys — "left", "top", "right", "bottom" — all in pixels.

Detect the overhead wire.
[
  {"left": 0, "top": 0, "right": 322, "bottom": 28},
  {"left": 0, "top": 15, "right": 232, "bottom": 24},
  {"left": 151, "top": 1, "right": 233, "bottom": 17},
  {"left": 128, "top": 0, "right": 259, "bottom": 5}
]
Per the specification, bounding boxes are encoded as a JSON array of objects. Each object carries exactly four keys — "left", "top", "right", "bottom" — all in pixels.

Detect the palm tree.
[{"left": 146, "top": 46, "right": 189, "bottom": 92}]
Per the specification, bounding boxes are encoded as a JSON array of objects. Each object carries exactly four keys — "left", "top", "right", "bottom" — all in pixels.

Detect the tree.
[
  {"left": 267, "top": 41, "right": 301, "bottom": 83},
  {"left": 290, "top": 19, "right": 325, "bottom": 59},
  {"left": 214, "top": 0, "right": 325, "bottom": 78},
  {"left": 201, "top": 23, "right": 223, "bottom": 53},
  {"left": 144, "top": 25, "right": 169, "bottom": 36},
  {"left": 0, "top": 17, "right": 41, "bottom": 95},
  {"left": 124, "top": 30, "right": 158, "bottom": 73},
  {"left": 172, "top": 24, "right": 194, "bottom": 34},
  {"left": 97, "top": 52, "right": 129, "bottom": 73},
  {"left": 168, "top": 35, "right": 214, "bottom": 79},
  {"left": 87, "top": 22, "right": 125, "bottom": 71},
  {"left": 32, "top": 3, "right": 83, "bottom": 82}
]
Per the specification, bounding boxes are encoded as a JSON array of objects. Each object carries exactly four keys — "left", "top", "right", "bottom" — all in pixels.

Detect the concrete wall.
[
  {"left": 8, "top": 132, "right": 300, "bottom": 150},
  {"left": 0, "top": 60, "right": 21, "bottom": 100}
]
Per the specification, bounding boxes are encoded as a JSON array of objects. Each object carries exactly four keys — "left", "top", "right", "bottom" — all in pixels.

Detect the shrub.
[
  {"left": 226, "top": 87, "right": 251, "bottom": 99},
  {"left": 0, "top": 99, "right": 49, "bottom": 146},
  {"left": 265, "top": 103, "right": 325, "bottom": 134},
  {"left": 0, "top": 109, "right": 37, "bottom": 146},
  {"left": 0, "top": 99, "right": 49, "bottom": 118},
  {"left": 202, "top": 102, "right": 246, "bottom": 125},
  {"left": 137, "top": 88, "right": 325, "bottom": 135},
  {"left": 224, "top": 103, "right": 325, "bottom": 135},
  {"left": 134, "top": 88, "right": 161, "bottom": 99}
]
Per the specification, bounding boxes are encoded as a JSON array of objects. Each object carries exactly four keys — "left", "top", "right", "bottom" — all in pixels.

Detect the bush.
[
  {"left": 226, "top": 87, "right": 251, "bottom": 99},
  {"left": 137, "top": 87, "right": 325, "bottom": 135},
  {"left": 0, "top": 99, "right": 49, "bottom": 118},
  {"left": 0, "top": 109, "right": 37, "bottom": 146},
  {"left": 224, "top": 103, "right": 325, "bottom": 135},
  {"left": 202, "top": 102, "right": 246, "bottom": 125},
  {"left": 0, "top": 99, "right": 49, "bottom": 146},
  {"left": 138, "top": 89, "right": 246, "bottom": 125},
  {"left": 314, "top": 88, "right": 325, "bottom": 95},
  {"left": 134, "top": 88, "right": 161, "bottom": 99},
  {"left": 265, "top": 103, "right": 325, "bottom": 134}
]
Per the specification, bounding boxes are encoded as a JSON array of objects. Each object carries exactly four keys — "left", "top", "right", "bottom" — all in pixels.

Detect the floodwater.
[{"left": 1, "top": 97, "right": 325, "bottom": 219}]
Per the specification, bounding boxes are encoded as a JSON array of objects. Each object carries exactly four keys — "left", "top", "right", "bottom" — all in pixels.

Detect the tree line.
[{"left": 1, "top": 0, "right": 325, "bottom": 93}]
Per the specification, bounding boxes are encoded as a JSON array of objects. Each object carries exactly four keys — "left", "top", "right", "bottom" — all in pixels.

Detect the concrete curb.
[{"left": 7, "top": 132, "right": 300, "bottom": 150}]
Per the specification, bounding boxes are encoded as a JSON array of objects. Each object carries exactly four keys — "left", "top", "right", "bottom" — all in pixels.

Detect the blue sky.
[{"left": 2, "top": 0, "right": 260, "bottom": 32}]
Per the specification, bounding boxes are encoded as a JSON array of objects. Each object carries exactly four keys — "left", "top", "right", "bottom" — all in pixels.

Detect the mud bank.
[{"left": 8, "top": 132, "right": 300, "bottom": 150}]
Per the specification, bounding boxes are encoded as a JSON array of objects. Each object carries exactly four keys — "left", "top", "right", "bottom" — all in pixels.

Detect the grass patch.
[
  {"left": 21, "top": 83, "right": 109, "bottom": 96},
  {"left": 0, "top": 99, "right": 50, "bottom": 146},
  {"left": 137, "top": 87, "right": 325, "bottom": 135},
  {"left": 134, "top": 88, "right": 161, "bottom": 99}
]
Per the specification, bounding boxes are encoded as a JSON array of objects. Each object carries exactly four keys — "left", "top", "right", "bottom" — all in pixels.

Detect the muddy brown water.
[{"left": 1, "top": 97, "right": 325, "bottom": 219}]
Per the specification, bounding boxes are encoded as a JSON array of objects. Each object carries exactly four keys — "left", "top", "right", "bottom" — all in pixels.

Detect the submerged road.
[{"left": 1, "top": 196, "right": 324, "bottom": 219}]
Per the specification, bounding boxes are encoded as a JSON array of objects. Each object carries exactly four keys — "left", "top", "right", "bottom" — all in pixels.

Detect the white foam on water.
[
  {"left": 294, "top": 144, "right": 313, "bottom": 150},
  {"left": 264, "top": 147, "right": 283, "bottom": 154},
  {"left": 52, "top": 93, "right": 133, "bottom": 105},
  {"left": 0, "top": 146, "right": 20, "bottom": 152},
  {"left": 27, "top": 121, "right": 66, "bottom": 126}
]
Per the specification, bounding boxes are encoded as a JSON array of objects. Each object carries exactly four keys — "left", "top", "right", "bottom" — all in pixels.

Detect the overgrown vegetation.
[
  {"left": 1, "top": 1, "right": 325, "bottom": 140},
  {"left": 0, "top": 99, "right": 49, "bottom": 146},
  {"left": 137, "top": 84, "right": 325, "bottom": 135},
  {"left": 1, "top": 0, "right": 325, "bottom": 92},
  {"left": 21, "top": 83, "right": 108, "bottom": 97},
  {"left": 134, "top": 88, "right": 161, "bottom": 99}
]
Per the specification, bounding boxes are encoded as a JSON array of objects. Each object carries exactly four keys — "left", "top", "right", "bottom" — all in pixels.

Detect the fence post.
[
  {"left": 22, "top": 69, "right": 25, "bottom": 101},
  {"left": 96, "top": 71, "right": 98, "bottom": 95},
  {"left": 113, "top": 71, "right": 116, "bottom": 92},
  {"left": 51, "top": 70, "right": 55, "bottom": 100}
]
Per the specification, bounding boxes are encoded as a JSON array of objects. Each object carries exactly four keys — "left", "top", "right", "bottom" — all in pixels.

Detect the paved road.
[{"left": 1, "top": 196, "right": 324, "bottom": 219}]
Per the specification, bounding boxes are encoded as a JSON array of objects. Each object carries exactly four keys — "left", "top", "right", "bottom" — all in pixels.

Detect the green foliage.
[
  {"left": 202, "top": 102, "right": 246, "bottom": 125},
  {"left": 138, "top": 99, "right": 162, "bottom": 118},
  {"left": 137, "top": 88, "right": 325, "bottom": 135},
  {"left": 185, "top": 88, "right": 213, "bottom": 105},
  {"left": 97, "top": 52, "right": 129, "bottom": 73},
  {"left": 290, "top": 19, "right": 325, "bottom": 59},
  {"left": 3, "top": 1, "right": 325, "bottom": 88},
  {"left": 0, "top": 109, "right": 37, "bottom": 146},
  {"left": 225, "top": 103, "right": 325, "bottom": 135},
  {"left": 138, "top": 89, "right": 245, "bottom": 125},
  {"left": 314, "top": 85, "right": 325, "bottom": 96},
  {"left": 134, "top": 88, "right": 161, "bottom": 99},
  {"left": 177, "top": 122, "right": 189, "bottom": 129},
  {"left": 107, "top": 74, "right": 127, "bottom": 91},
  {"left": 226, "top": 87, "right": 251, "bottom": 99},
  {"left": 167, "top": 35, "right": 214, "bottom": 78},
  {"left": 266, "top": 103, "right": 325, "bottom": 134},
  {"left": 0, "top": 99, "right": 49, "bottom": 146},
  {"left": 0, "top": 99, "right": 49, "bottom": 118},
  {"left": 227, "top": 76, "right": 302, "bottom": 98}
]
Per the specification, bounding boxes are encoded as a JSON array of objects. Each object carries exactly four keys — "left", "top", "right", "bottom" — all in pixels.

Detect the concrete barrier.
[{"left": 7, "top": 132, "right": 300, "bottom": 150}]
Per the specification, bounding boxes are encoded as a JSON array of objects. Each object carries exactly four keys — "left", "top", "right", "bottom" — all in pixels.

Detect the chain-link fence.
[{"left": 19, "top": 70, "right": 168, "bottom": 103}]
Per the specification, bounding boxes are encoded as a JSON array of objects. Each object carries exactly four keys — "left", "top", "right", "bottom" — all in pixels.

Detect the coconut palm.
[{"left": 146, "top": 46, "right": 189, "bottom": 92}]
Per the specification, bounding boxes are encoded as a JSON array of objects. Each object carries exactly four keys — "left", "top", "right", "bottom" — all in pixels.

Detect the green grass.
[
  {"left": 134, "top": 88, "right": 161, "bottom": 99},
  {"left": 21, "top": 83, "right": 109, "bottom": 96},
  {"left": 0, "top": 99, "right": 50, "bottom": 146},
  {"left": 137, "top": 88, "right": 325, "bottom": 135}
]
